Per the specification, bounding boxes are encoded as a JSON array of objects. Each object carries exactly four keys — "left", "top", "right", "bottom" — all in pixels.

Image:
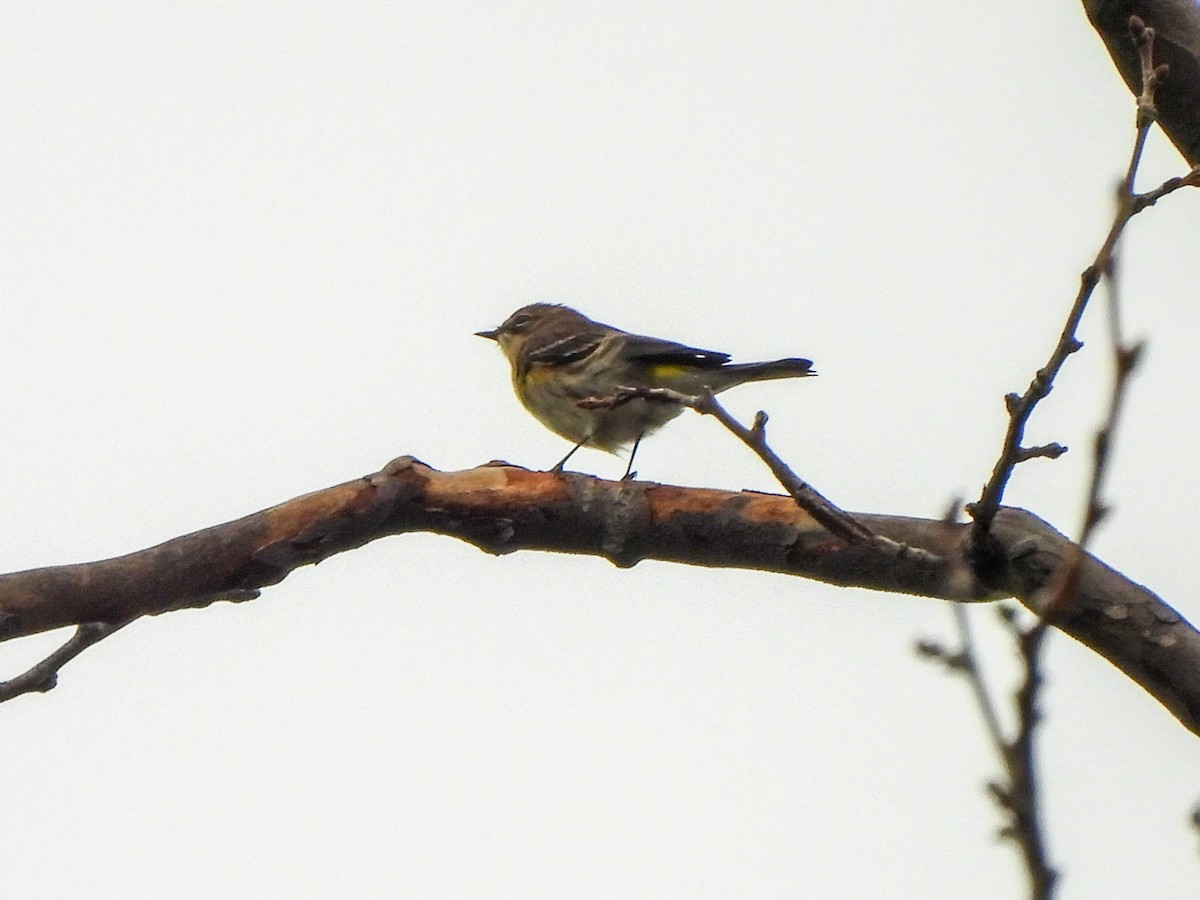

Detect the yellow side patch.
[{"left": 646, "top": 363, "right": 690, "bottom": 382}]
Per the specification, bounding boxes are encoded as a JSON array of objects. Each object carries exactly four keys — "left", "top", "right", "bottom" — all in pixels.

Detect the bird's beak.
[{"left": 475, "top": 328, "right": 500, "bottom": 341}]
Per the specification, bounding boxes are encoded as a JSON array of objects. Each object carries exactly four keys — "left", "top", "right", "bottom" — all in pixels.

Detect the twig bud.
[
  {"left": 1120, "top": 340, "right": 1146, "bottom": 373},
  {"left": 750, "top": 410, "right": 768, "bottom": 439}
]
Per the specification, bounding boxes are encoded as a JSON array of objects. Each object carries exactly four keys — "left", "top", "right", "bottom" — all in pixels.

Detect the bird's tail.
[{"left": 716, "top": 357, "right": 816, "bottom": 388}]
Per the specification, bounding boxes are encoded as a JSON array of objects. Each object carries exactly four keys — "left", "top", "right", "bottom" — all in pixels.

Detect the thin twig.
[
  {"left": 1130, "top": 165, "right": 1200, "bottom": 213},
  {"left": 695, "top": 393, "right": 878, "bottom": 547},
  {"left": 970, "top": 16, "right": 1183, "bottom": 540},
  {"left": 579, "top": 386, "right": 938, "bottom": 563},
  {"left": 918, "top": 601, "right": 1057, "bottom": 897},
  {"left": 1190, "top": 804, "right": 1200, "bottom": 857},
  {"left": 1003, "top": 614, "right": 1057, "bottom": 899},
  {"left": 952, "top": 603, "right": 1007, "bottom": 752},
  {"left": 0, "top": 617, "right": 136, "bottom": 702},
  {"left": 956, "top": 17, "right": 1168, "bottom": 900},
  {"left": 1079, "top": 303, "right": 1143, "bottom": 546}
]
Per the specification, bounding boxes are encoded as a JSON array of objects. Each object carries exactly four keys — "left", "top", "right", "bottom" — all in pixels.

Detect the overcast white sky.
[{"left": 2, "top": 2, "right": 1199, "bottom": 897}]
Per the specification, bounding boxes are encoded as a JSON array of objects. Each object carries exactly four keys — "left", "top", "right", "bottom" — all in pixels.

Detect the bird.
[{"left": 476, "top": 303, "right": 815, "bottom": 478}]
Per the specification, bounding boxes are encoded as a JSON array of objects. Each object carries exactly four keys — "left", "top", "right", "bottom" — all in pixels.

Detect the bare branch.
[
  {"left": 580, "top": 385, "right": 936, "bottom": 563},
  {"left": 1003, "top": 615, "right": 1057, "bottom": 899},
  {"left": 970, "top": 13, "right": 1185, "bottom": 538},
  {"left": 951, "top": 604, "right": 1008, "bottom": 753},
  {"left": 919, "top": 601, "right": 1057, "bottom": 897},
  {"left": 1130, "top": 164, "right": 1200, "bottom": 212},
  {"left": 958, "top": 21, "right": 1176, "bottom": 893},
  {"left": 0, "top": 459, "right": 1195, "bottom": 735},
  {"left": 0, "top": 618, "right": 135, "bottom": 701}
]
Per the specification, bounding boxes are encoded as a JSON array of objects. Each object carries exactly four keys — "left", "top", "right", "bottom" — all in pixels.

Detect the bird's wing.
[
  {"left": 525, "top": 332, "right": 606, "bottom": 367},
  {"left": 620, "top": 334, "right": 731, "bottom": 368}
]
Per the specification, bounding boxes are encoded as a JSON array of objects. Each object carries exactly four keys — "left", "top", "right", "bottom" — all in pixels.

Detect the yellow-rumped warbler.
[{"left": 477, "top": 303, "right": 815, "bottom": 477}]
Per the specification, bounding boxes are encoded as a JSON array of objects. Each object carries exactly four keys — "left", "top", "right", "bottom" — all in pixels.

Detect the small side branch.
[
  {"left": 0, "top": 618, "right": 135, "bottom": 702},
  {"left": 917, "top": 603, "right": 1057, "bottom": 898},
  {"left": 953, "top": 18, "right": 1174, "bottom": 898},
  {"left": 581, "top": 385, "right": 936, "bottom": 562},
  {"left": 1130, "top": 164, "right": 1200, "bottom": 212},
  {"left": 1000, "top": 612, "right": 1057, "bottom": 899},
  {"left": 970, "top": 15, "right": 1187, "bottom": 539}
]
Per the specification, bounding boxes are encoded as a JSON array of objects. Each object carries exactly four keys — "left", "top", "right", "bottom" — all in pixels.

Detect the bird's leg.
[
  {"left": 552, "top": 440, "right": 586, "bottom": 472},
  {"left": 621, "top": 436, "right": 642, "bottom": 481}
]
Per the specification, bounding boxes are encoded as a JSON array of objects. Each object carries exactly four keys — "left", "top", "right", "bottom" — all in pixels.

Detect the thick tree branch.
[{"left": 0, "top": 458, "right": 1196, "bottom": 738}]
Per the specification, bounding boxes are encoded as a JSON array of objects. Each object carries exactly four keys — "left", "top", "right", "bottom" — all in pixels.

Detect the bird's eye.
[{"left": 508, "top": 314, "right": 533, "bottom": 332}]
